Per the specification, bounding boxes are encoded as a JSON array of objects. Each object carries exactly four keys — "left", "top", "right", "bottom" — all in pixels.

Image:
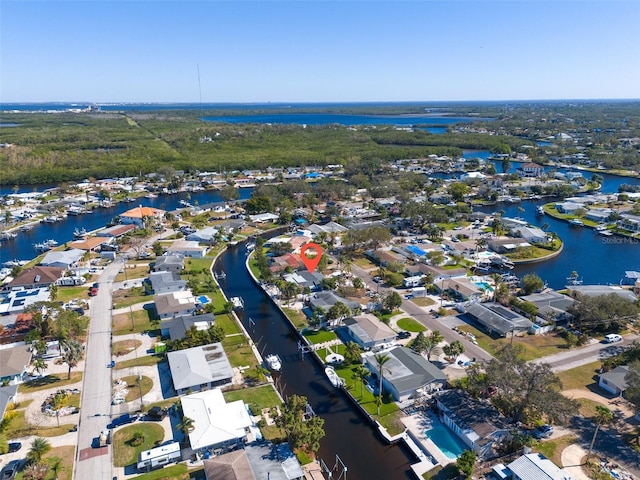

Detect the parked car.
[
  {"left": 532, "top": 424, "right": 554, "bottom": 439},
  {"left": 147, "top": 406, "right": 168, "bottom": 421},
  {"left": 604, "top": 334, "right": 622, "bottom": 343},
  {"left": 7, "top": 442, "right": 21, "bottom": 453},
  {"left": 396, "top": 331, "right": 411, "bottom": 340},
  {"left": 88, "top": 287, "right": 98, "bottom": 296},
  {"left": 1, "top": 460, "right": 20, "bottom": 479}
]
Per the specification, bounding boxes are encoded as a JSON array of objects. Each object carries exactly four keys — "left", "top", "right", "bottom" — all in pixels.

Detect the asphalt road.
[{"left": 74, "top": 259, "right": 120, "bottom": 480}]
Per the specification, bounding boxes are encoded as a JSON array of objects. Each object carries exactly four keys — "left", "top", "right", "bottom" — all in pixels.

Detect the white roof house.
[
  {"left": 181, "top": 388, "right": 253, "bottom": 452},
  {"left": 167, "top": 343, "right": 234, "bottom": 394},
  {"left": 40, "top": 249, "right": 85, "bottom": 269},
  {"left": 167, "top": 240, "right": 208, "bottom": 258},
  {"left": 506, "top": 452, "right": 574, "bottom": 480}
]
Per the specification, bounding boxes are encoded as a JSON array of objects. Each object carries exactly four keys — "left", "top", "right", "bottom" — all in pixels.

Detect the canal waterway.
[
  {"left": 0, "top": 188, "right": 253, "bottom": 264},
  {"left": 215, "top": 242, "right": 415, "bottom": 480}
]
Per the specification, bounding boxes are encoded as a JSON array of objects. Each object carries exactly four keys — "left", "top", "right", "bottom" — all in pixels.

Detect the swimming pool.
[
  {"left": 474, "top": 281, "right": 494, "bottom": 292},
  {"left": 197, "top": 295, "right": 210, "bottom": 305},
  {"left": 424, "top": 425, "right": 467, "bottom": 459},
  {"left": 407, "top": 245, "right": 427, "bottom": 256}
]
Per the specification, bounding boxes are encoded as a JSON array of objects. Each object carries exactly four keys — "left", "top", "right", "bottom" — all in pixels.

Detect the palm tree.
[
  {"left": 50, "top": 457, "right": 62, "bottom": 480},
  {"left": 62, "top": 339, "right": 84, "bottom": 379},
  {"left": 27, "top": 437, "right": 51, "bottom": 465},
  {"left": 32, "top": 357, "right": 48, "bottom": 377},
  {"left": 374, "top": 354, "right": 391, "bottom": 415},
  {"left": 425, "top": 330, "right": 444, "bottom": 361},
  {"left": 587, "top": 405, "right": 614, "bottom": 462},
  {"left": 351, "top": 366, "right": 369, "bottom": 398},
  {"left": 177, "top": 416, "right": 195, "bottom": 444},
  {"left": 0, "top": 433, "right": 8, "bottom": 454}
]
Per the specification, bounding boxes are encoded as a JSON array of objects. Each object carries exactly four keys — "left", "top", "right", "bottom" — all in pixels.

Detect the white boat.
[
  {"left": 325, "top": 366, "right": 343, "bottom": 388},
  {"left": 265, "top": 354, "right": 282, "bottom": 372},
  {"left": 0, "top": 232, "right": 17, "bottom": 241},
  {"left": 34, "top": 242, "right": 51, "bottom": 252},
  {"left": 41, "top": 216, "right": 58, "bottom": 223},
  {"left": 536, "top": 206, "right": 545, "bottom": 215},
  {"left": 46, "top": 239, "right": 59, "bottom": 247},
  {"left": 598, "top": 230, "right": 613, "bottom": 236},
  {"left": 67, "top": 205, "right": 85, "bottom": 216},
  {"left": 73, "top": 227, "right": 88, "bottom": 239},
  {"left": 230, "top": 297, "right": 244, "bottom": 310},
  {"left": 569, "top": 219, "right": 584, "bottom": 226}
]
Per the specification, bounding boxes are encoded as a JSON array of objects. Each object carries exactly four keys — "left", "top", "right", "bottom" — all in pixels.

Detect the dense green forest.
[{"left": 0, "top": 101, "right": 639, "bottom": 185}]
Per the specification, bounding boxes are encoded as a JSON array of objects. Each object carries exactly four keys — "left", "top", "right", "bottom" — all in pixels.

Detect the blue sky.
[{"left": 2, "top": 1, "right": 639, "bottom": 103}]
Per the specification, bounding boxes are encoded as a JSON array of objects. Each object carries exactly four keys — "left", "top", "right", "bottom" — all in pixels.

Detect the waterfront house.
[
  {"left": 308, "top": 291, "right": 361, "bottom": 327},
  {"left": 160, "top": 313, "right": 215, "bottom": 340},
  {"left": 186, "top": 227, "right": 220, "bottom": 245},
  {"left": 269, "top": 253, "right": 304, "bottom": 273},
  {"left": 487, "top": 238, "right": 531, "bottom": 254},
  {"left": 465, "top": 302, "right": 533, "bottom": 338},
  {"left": 585, "top": 208, "right": 613, "bottom": 224},
  {"left": 363, "top": 346, "right": 446, "bottom": 402},
  {"left": 39, "top": 248, "right": 85, "bottom": 270},
  {"left": 598, "top": 365, "right": 629, "bottom": 397},
  {"left": 181, "top": 387, "right": 253, "bottom": 453},
  {"left": 439, "top": 277, "right": 484, "bottom": 302},
  {"left": 617, "top": 214, "right": 640, "bottom": 233},
  {"left": 203, "top": 443, "right": 304, "bottom": 480},
  {"left": 0, "top": 346, "right": 32, "bottom": 385},
  {"left": 282, "top": 271, "right": 324, "bottom": 290},
  {"left": 519, "top": 291, "right": 575, "bottom": 325},
  {"left": 517, "top": 162, "right": 544, "bottom": 178},
  {"left": 167, "top": 343, "right": 234, "bottom": 395},
  {"left": 96, "top": 224, "right": 137, "bottom": 238},
  {"left": 148, "top": 271, "right": 188, "bottom": 295},
  {"left": 153, "top": 254, "right": 185, "bottom": 275},
  {"left": 167, "top": 240, "right": 208, "bottom": 258},
  {"left": 343, "top": 313, "right": 396, "bottom": 350},
  {"left": 5, "top": 266, "right": 64, "bottom": 291},
  {"left": 119, "top": 206, "right": 165, "bottom": 227},
  {"left": 154, "top": 290, "right": 198, "bottom": 319},
  {"left": 510, "top": 226, "right": 547, "bottom": 244},
  {"left": 435, "top": 389, "right": 511, "bottom": 459},
  {"left": 68, "top": 236, "right": 112, "bottom": 253},
  {"left": 554, "top": 202, "right": 583, "bottom": 215},
  {"left": 492, "top": 452, "right": 574, "bottom": 480},
  {"left": 566, "top": 285, "right": 637, "bottom": 302},
  {"left": 308, "top": 221, "right": 348, "bottom": 235}
]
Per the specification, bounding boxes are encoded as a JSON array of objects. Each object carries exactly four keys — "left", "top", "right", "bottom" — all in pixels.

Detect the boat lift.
[
  {"left": 320, "top": 454, "right": 347, "bottom": 480},
  {"left": 214, "top": 271, "right": 226, "bottom": 282}
]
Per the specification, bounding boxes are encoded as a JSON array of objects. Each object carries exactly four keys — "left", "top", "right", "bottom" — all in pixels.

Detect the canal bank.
[{"left": 214, "top": 241, "right": 415, "bottom": 480}]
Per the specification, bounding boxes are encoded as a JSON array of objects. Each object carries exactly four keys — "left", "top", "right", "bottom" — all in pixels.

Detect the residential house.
[
  {"left": 363, "top": 346, "right": 446, "bottom": 402},
  {"left": 519, "top": 291, "right": 575, "bottom": 325},
  {"left": 5, "top": 266, "right": 64, "bottom": 291},
  {"left": 148, "top": 271, "right": 187, "bottom": 295},
  {"left": 282, "top": 271, "right": 324, "bottom": 290},
  {"left": 0, "top": 385, "right": 18, "bottom": 421},
  {"left": 39, "top": 249, "right": 85, "bottom": 269},
  {"left": 598, "top": 365, "right": 629, "bottom": 397},
  {"left": 67, "top": 236, "right": 113, "bottom": 253},
  {"left": 248, "top": 213, "right": 279, "bottom": 224},
  {"left": 203, "top": 443, "right": 304, "bottom": 480},
  {"left": 308, "top": 291, "right": 361, "bottom": 327},
  {"left": 566, "top": 285, "right": 637, "bottom": 302},
  {"left": 181, "top": 388, "right": 253, "bottom": 452},
  {"left": 439, "top": 277, "right": 484, "bottom": 302},
  {"left": 518, "top": 163, "right": 544, "bottom": 178},
  {"left": 167, "top": 343, "right": 234, "bottom": 395},
  {"left": 435, "top": 389, "right": 511, "bottom": 459},
  {"left": 0, "top": 288, "right": 51, "bottom": 315},
  {"left": 167, "top": 240, "right": 208, "bottom": 258},
  {"left": 511, "top": 226, "right": 547, "bottom": 244},
  {"left": 585, "top": 208, "right": 613, "bottom": 224},
  {"left": 343, "top": 314, "right": 396, "bottom": 350},
  {"left": 465, "top": 302, "right": 533, "bottom": 337},
  {"left": 186, "top": 227, "right": 220, "bottom": 244},
  {"left": 119, "top": 206, "right": 165, "bottom": 227},
  {"left": 269, "top": 254, "right": 304, "bottom": 273},
  {"left": 555, "top": 202, "right": 583, "bottom": 215},
  {"left": 154, "top": 291, "right": 198, "bottom": 319},
  {"left": 96, "top": 224, "right": 137, "bottom": 238},
  {"left": 153, "top": 254, "right": 185, "bottom": 275},
  {"left": 493, "top": 452, "right": 574, "bottom": 480},
  {"left": 0, "top": 346, "right": 32, "bottom": 385},
  {"left": 487, "top": 238, "right": 531, "bottom": 254},
  {"left": 618, "top": 214, "right": 640, "bottom": 233},
  {"left": 160, "top": 313, "right": 215, "bottom": 340}
]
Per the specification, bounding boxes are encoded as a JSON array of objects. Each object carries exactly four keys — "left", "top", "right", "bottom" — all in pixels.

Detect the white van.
[{"left": 604, "top": 334, "right": 623, "bottom": 343}]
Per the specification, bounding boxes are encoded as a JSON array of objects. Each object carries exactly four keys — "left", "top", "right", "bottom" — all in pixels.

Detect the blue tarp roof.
[{"left": 406, "top": 245, "right": 427, "bottom": 256}]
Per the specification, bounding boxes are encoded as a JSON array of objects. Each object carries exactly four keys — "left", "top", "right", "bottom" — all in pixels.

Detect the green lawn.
[
  {"left": 456, "top": 325, "right": 568, "bottom": 361},
  {"left": 19, "top": 372, "right": 83, "bottom": 394},
  {"left": 112, "top": 339, "right": 143, "bottom": 357},
  {"left": 223, "top": 384, "right": 282, "bottom": 413},
  {"left": 1, "top": 409, "right": 75, "bottom": 438},
  {"left": 14, "top": 445, "right": 76, "bottom": 480},
  {"left": 411, "top": 297, "right": 436, "bottom": 307},
  {"left": 302, "top": 330, "right": 338, "bottom": 344},
  {"left": 115, "top": 264, "right": 151, "bottom": 282},
  {"left": 215, "top": 313, "right": 243, "bottom": 335},
  {"left": 282, "top": 307, "right": 309, "bottom": 330},
  {"left": 557, "top": 361, "right": 601, "bottom": 391},
  {"left": 116, "top": 375, "right": 154, "bottom": 402},
  {"left": 129, "top": 464, "right": 190, "bottom": 480},
  {"left": 113, "top": 293, "right": 152, "bottom": 310},
  {"left": 112, "top": 308, "right": 159, "bottom": 335},
  {"left": 396, "top": 317, "right": 427, "bottom": 332},
  {"left": 115, "top": 356, "right": 165, "bottom": 370},
  {"left": 336, "top": 364, "right": 399, "bottom": 418},
  {"left": 225, "top": 344, "right": 259, "bottom": 369},
  {"left": 113, "top": 423, "right": 165, "bottom": 467},
  {"left": 56, "top": 286, "right": 90, "bottom": 303}
]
